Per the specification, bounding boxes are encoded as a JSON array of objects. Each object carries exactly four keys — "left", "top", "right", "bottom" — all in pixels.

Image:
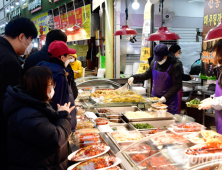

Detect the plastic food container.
[
  {"left": 172, "top": 122, "right": 206, "bottom": 133},
  {"left": 77, "top": 133, "right": 100, "bottom": 143},
  {"left": 75, "top": 128, "right": 100, "bottom": 135},
  {"left": 109, "top": 119, "right": 122, "bottom": 123},
  {"left": 94, "top": 118, "right": 109, "bottom": 125},
  {"left": 77, "top": 141, "right": 101, "bottom": 148},
  {"left": 77, "top": 109, "right": 85, "bottom": 115},
  {"left": 76, "top": 120, "right": 95, "bottom": 130},
  {"left": 186, "top": 102, "right": 200, "bottom": 108},
  {"left": 105, "top": 112, "right": 121, "bottom": 119}
]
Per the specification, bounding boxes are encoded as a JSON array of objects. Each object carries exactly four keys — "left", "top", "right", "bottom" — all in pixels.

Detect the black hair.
[
  {"left": 5, "top": 17, "right": 37, "bottom": 39},
  {"left": 45, "top": 29, "right": 67, "bottom": 46},
  {"left": 169, "top": 44, "right": 181, "bottom": 54}
]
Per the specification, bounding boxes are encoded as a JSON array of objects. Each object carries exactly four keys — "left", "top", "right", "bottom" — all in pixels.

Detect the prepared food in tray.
[
  {"left": 148, "top": 97, "right": 159, "bottom": 102},
  {"left": 69, "top": 144, "right": 109, "bottom": 161},
  {"left": 125, "top": 144, "right": 158, "bottom": 155},
  {"left": 185, "top": 141, "right": 222, "bottom": 156},
  {"left": 91, "top": 89, "right": 146, "bottom": 103},
  {"left": 141, "top": 129, "right": 166, "bottom": 136},
  {"left": 152, "top": 133, "right": 188, "bottom": 145},
  {"left": 152, "top": 103, "right": 168, "bottom": 109},
  {"left": 131, "top": 155, "right": 181, "bottom": 169},
  {"left": 111, "top": 131, "right": 143, "bottom": 142},
  {"left": 68, "top": 156, "right": 121, "bottom": 170},
  {"left": 133, "top": 123, "right": 155, "bottom": 129},
  {"left": 172, "top": 122, "right": 206, "bottom": 133},
  {"left": 76, "top": 120, "right": 95, "bottom": 130},
  {"left": 183, "top": 130, "right": 222, "bottom": 144},
  {"left": 186, "top": 98, "right": 202, "bottom": 108},
  {"left": 77, "top": 109, "right": 85, "bottom": 116},
  {"left": 94, "top": 118, "right": 109, "bottom": 125},
  {"left": 97, "top": 108, "right": 111, "bottom": 113},
  {"left": 75, "top": 128, "right": 100, "bottom": 135},
  {"left": 124, "top": 111, "right": 154, "bottom": 119},
  {"left": 77, "top": 133, "right": 100, "bottom": 143}
]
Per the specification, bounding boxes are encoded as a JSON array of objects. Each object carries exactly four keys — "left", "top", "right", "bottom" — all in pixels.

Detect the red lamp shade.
[
  {"left": 148, "top": 27, "right": 180, "bottom": 41},
  {"left": 114, "top": 25, "right": 138, "bottom": 36},
  {"left": 204, "top": 19, "right": 222, "bottom": 42}
]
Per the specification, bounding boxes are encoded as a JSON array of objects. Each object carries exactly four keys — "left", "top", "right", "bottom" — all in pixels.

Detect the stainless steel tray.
[
  {"left": 129, "top": 120, "right": 175, "bottom": 130},
  {"left": 122, "top": 111, "right": 174, "bottom": 122},
  {"left": 109, "top": 123, "right": 136, "bottom": 131},
  {"left": 94, "top": 106, "right": 141, "bottom": 117}
]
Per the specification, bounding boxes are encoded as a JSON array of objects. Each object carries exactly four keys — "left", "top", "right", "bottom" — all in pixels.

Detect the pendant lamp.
[
  {"left": 204, "top": 19, "right": 222, "bottom": 42},
  {"left": 114, "top": 0, "right": 137, "bottom": 36},
  {"left": 148, "top": 0, "right": 180, "bottom": 41}
]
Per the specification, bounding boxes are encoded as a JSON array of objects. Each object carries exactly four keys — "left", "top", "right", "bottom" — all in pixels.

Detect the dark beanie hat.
[{"left": 169, "top": 44, "right": 181, "bottom": 53}]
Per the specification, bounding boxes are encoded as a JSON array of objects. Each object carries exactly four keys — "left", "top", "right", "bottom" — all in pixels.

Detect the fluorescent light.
[
  {"left": 11, "top": 6, "right": 14, "bottom": 9},
  {"left": 15, "top": 2, "right": 19, "bottom": 5},
  {"left": 41, "top": 40, "right": 45, "bottom": 45},
  {"left": 132, "top": 0, "right": 140, "bottom": 10},
  {"left": 67, "top": 27, "right": 74, "bottom": 31},
  {"left": 2, "top": 24, "right": 5, "bottom": 27},
  {"left": 6, "top": 9, "right": 9, "bottom": 12}
]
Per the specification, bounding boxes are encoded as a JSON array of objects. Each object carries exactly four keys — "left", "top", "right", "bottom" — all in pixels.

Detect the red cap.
[{"left": 48, "top": 40, "right": 77, "bottom": 58}]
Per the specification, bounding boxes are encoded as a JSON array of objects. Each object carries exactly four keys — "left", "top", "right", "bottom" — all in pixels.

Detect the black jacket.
[
  {"left": 23, "top": 45, "right": 49, "bottom": 73},
  {"left": 0, "top": 37, "right": 22, "bottom": 170},
  {"left": 132, "top": 53, "right": 182, "bottom": 102},
  {"left": 4, "top": 86, "right": 71, "bottom": 170},
  {"left": 37, "top": 58, "right": 77, "bottom": 132}
]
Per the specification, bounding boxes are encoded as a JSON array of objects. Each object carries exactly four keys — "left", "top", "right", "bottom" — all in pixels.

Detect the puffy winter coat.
[{"left": 4, "top": 86, "right": 72, "bottom": 170}]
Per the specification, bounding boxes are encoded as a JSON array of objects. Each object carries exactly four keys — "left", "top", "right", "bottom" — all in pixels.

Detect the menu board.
[{"left": 200, "top": 0, "right": 222, "bottom": 80}]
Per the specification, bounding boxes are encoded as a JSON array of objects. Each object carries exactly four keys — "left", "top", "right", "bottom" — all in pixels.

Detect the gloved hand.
[
  {"left": 128, "top": 77, "right": 134, "bottom": 86},
  {"left": 158, "top": 96, "right": 166, "bottom": 103},
  {"left": 201, "top": 97, "right": 212, "bottom": 103},
  {"left": 198, "top": 98, "right": 213, "bottom": 110}
]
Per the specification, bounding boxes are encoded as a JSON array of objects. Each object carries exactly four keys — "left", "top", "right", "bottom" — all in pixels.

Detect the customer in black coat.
[
  {"left": 4, "top": 66, "right": 74, "bottom": 170},
  {"left": 23, "top": 29, "right": 67, "bottom": 73},
  {"left": 0, "top": 17, "right": 37, "bottom": 170}
]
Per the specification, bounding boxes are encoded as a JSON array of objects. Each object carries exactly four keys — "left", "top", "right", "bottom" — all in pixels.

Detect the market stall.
[{"left": 67, "top": 85, "right": 222, "bottom": 170}]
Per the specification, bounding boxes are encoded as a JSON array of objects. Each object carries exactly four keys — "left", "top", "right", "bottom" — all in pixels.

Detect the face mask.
[
  {"left": 47, "top": 86, "right": 55, "bottom": 99},
  {"left": 176, "top": 54, "right": 182, "bottom": 59},
  {"left": 157, "top": 58, "right": 167, "bottom": 65},
  {"left": 69, "top": 59, "right": 75, "bottom": 63},
  {"left": 22, "top": 38, "right": 33, "bottom": 55},
  {"left": 64, "top": 59, "right": 70, "bottom": 67}
]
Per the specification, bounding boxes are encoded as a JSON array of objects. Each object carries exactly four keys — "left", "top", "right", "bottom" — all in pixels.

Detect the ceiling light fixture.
[
  {"left": 204, "top": 19, "right": 222, "bottom": 42},
  {"left": 114, "top": 0, "right": 137, "bottom": 36},
  {"left": 15, "top": 2, "right": 19, "bottom": 5},
  {"left": 132, "top": 0, "right": 140, "bottom": 10},
  {"left": 11, "top": 6, "right": 14, "bottom": 9},
  {"left": 148, "top": 0, "right": 180, "bottom": 41}
]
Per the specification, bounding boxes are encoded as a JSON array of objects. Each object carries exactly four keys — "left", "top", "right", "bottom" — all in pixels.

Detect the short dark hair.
[
  {"left": 46, "top": 29, "right": 67, "bottom": 46},
  {"left": 5, "top": 17, "right": 37, "bottom": 39},
  {"left": 214, "top": 40, "right": 222, "bottom": 65},
  {"left": 22, "top": 66, "right": 54, "bottom": 101}
]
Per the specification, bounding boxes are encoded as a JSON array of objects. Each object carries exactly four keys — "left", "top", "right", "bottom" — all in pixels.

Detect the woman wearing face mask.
[
  {"left": 128, "top": 44, "right": 183, "bottom": 114},
  {"left": 4, "top": 66, "right": 74, "bottom": 169},
  {"left": 68, "top": 54, "right": 83, "bottom": 79},
  {"left": 37, "top": 40, "right": 77, "bottom": 132},
  {"left": 169, "top": 44, "right": 194, "bottom": 114}
]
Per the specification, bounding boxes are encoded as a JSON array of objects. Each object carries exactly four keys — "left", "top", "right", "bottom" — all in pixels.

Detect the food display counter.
[{"left": 68, "top": 86, "right": 222, "bottom": 170}]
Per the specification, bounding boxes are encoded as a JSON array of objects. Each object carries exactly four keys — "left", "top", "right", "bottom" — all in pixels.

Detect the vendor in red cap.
[
  {"left": 37, "top": 40, "right": 77, "bottom": 131},
  {"left": 128, "top": 44, "right": 182, "bottom": 114}
]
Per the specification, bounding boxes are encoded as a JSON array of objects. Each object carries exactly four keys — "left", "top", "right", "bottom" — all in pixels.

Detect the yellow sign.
[
  {"left": 137, "top": 63, "right": 149, "bottom": 74},
  {"left": 31, "top": 12, "right": 49, "bottom": 35},
  {"left": 144, "top": 1, "right": 152, "bottom": 20},
  {"left": 140, "top": 47, "right": 150, "bottom": 61}
]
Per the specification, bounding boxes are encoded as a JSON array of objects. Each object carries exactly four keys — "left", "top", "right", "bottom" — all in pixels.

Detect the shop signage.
[
  {"left": 200, "top": 0, "right": 222, "bottom": 80},
  {"left": 10, "top": 7, "right": 21, "bottom": 19},
  {"left": 54, "top": 4, "right": 91, "bottom": 41},
  {"left": 67, "top": 45, "right": 88, "bottom": 57},
  {"left": 28, "top": 0, "right": 42, "bottom": 13},
  {"left": 31, "top": 12, "right": 49, "bottom": 35},
  {"left": 22, "top": 2, "right": 28, "bottom": 9}
]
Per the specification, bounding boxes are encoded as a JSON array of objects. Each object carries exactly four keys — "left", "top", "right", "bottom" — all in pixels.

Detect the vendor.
[
  {"left": 128, "top": 44, "right": 182, "bottom": 114},
  {"left": 169, "top": 44, "right": 194, "bottom": 114},
  {"left": 68, "top": 54, "right": 83, "bottom": 79},
  {"left": 199, "top": 39, "right": 222, "bottom": 134}
]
